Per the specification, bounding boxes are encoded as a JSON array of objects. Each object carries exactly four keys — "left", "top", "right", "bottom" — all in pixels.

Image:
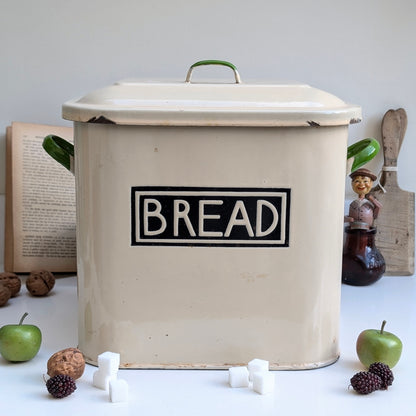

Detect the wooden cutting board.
[{"left": 371, "top": 108, "right": 415, "bottom": 275}]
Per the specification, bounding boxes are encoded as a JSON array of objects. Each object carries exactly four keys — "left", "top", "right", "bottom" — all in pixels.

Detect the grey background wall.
[{"left": 1, "top": 0, "right": 415, "bottom": 199}]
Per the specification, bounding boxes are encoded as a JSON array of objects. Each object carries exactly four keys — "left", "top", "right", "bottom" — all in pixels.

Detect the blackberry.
[
  {"left": 368, "top": 362, "right": 394, "bottom": 390},
  {"left": 46, "top": 374, "right": 77, "bottom": 398},
  {"left": 350, "top": 371, "right": 382, "bottom": 394}
]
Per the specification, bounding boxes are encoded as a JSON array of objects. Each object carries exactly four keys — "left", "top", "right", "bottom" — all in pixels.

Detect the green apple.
[
  {"left": 356, "top": 320, "right": 402, "bottom": 368},
  {"left": 0, "top": 312, "right": 42, "bottom": 362}
]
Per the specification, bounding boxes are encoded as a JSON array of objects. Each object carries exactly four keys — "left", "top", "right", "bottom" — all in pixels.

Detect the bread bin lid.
[{"left": 62, "top": 60, "right": 361, "bottom": 127}]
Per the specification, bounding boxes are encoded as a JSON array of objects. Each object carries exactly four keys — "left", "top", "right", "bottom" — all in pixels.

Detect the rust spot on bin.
[
  {"left": 307, "top": 121, "right": 321, "bottom": 127},
  {"left": 87, "top": 115, "right": 116, "bottom": 124}
]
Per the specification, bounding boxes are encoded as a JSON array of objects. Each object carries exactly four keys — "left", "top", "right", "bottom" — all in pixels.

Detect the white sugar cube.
[
  {"left": 228, "top": 366, "right": 250, "bottom": 388},
  {"left": 248, "top": 358, "right": 269, "bottom": 380},
  {"left": 93, "top": 369, "right": 117, "bottom": 390},
  {"left": 109, "top": 378, "right": 129, "bottom": 403},
  {"left": 252, "top": 371, "right": 275, "bottom": 395},
  {"left": 98, "top": 351, "right": 120, "bottom": 375}
]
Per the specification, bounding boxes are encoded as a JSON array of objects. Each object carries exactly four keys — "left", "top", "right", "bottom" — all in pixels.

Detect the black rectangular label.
[{"left": 131, "top": 187, "right": 290, "bottom": 247}]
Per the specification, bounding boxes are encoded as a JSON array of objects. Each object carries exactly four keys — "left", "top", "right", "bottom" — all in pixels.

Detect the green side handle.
[
  {"left": 347, "top": 138, "right": 380, "bottom": 174},
  {"left": 42, "top": 134, "right": 74, "bottom": 173}
]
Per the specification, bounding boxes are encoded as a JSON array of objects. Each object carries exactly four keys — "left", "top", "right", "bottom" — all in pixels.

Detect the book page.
[
  {"left": 4, "top": 126, "right": 14, "bottom": 271},
  {"left": 8, "top": 122, "right": 76, "bottom": 273}
]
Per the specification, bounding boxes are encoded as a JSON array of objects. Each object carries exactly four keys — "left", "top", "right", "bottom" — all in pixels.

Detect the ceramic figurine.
[
  {"left": 344, "top": 168, "right": 382, "bottom": 229},
  {"left": 342, "top": 168, "right": 385, "bottom": 285}
]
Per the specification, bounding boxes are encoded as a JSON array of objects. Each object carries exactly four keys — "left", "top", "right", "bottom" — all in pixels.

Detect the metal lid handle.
[{"left": 185, "top": 60, "right": 242, "bottom": 84}]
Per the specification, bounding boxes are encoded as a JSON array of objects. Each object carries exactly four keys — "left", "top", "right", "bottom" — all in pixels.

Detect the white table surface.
[{"left": 1, "top": 273, "right": 415, "bottom": 415}]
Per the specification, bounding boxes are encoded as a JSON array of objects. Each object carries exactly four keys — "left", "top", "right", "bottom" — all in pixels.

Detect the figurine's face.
[{"left": 351, "top": 175, "right": 373, "bottom": 197}]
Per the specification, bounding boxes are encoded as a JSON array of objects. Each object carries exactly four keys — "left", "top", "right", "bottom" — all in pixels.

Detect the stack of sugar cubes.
[
  {"left": 228, "top": 358, "right": 275, "bottom": 395},
  {"left": 93, "top": 351, "right": 128, "bottom": 403}
]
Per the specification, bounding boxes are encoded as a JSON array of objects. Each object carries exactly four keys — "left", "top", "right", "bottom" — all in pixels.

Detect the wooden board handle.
[
  {"left": 381, "top": 108, "right": 407, "bottom": 167},
  {"left": 380, "top": 108, "right": 407, "bottom": 188}
]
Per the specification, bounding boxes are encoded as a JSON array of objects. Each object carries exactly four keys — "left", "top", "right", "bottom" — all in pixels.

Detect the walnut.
[
  {"left": 0, "top": 272, "right": 22, "bottom": 297},
  {"left": 26, "top": 270, "right": 55, "bottom": 296},
  {"left": 0, "top": 283, "right": 11, "bottom": 306},
  {"left": 47, "top": 348, "right": 86, "bottom": 380}
]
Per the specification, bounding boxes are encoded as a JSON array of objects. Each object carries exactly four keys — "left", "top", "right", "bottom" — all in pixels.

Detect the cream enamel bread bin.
[{"left": 60, "top": 61, "right": 361, "bottom": 369}]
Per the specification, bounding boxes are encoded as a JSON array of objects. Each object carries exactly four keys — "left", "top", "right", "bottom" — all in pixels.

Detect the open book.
[{"left": 4, "top": 122, "right": 76, "bottom": 273}]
